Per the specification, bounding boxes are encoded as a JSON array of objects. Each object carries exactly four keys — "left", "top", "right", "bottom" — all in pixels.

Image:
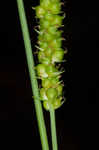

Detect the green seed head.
[{"left": 34, "top": 0, "right": 65, "bottom": 110}]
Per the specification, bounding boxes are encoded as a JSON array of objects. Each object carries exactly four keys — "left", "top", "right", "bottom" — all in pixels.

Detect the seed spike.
[{"left": 34, "top": 0, "right": 66, "bottom": 110}]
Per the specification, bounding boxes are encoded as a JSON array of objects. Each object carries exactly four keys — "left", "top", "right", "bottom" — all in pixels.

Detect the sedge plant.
[{"left": 17, "top": 0, "right": 66, "bottom": 150}]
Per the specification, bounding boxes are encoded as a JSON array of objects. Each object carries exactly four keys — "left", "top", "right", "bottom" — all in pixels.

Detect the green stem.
[
  {"left": 16, "top": 1, "right": 49, "bottom": 150},
  {"left": 50, "top": 107, "right": 58, "bottom": 150}
]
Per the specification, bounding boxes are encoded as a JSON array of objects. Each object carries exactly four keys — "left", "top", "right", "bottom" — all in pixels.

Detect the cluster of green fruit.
[{"left": 34, "top": 0, "right": 65, "bottom": 110}]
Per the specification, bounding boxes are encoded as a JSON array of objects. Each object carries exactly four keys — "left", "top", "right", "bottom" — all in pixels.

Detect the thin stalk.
[
  {"left": 16, "top": 0, "right": 49, "bottom": 150},
  {"left": 50, "top": 107, "right": 58, "bottom": 150}
]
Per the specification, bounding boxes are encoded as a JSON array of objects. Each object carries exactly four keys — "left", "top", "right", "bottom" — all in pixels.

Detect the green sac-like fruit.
[
  {"left": 39, "top": 41, "right": 48, "bottom": 50},
  {"left": 45, "top": 65, "right": 59, "bottom": 77},
  {"left": 44, "top": 47, "right": 52, "bottom": 57},
  {"left": 41, "top": 1, "right": 61, "bottom": 15},
  {"left": 47, "top": 26, "right": 57, "bottom": 35},
  {"left": 49, "top": 2, "right": 61, "bottom": 14},
  {"left": 44, "top": 33, "right": 55, "bottom": 42},
  {"left": 36, "top": 64, "right": 48, "bottom": 78},
  {"left": 51, "top": 78, "right": 59, "bottom": 87},
  {"left": 43, "top": 101, "right": 50, "bottom": 111},
  {"left": 38, "top": 51, "right": 51, "bottom": 64},
  {"left": 40, "top": 19, "right": 51, "bottom": 29},
  {"left": 40, "top": 88, "right": 48, "bottom": 101},
  {"left": 38, "top": 51, "right": 45, "bottom": 60},
  {"left": 52, "top": 50, "right": 64, "bottom": 63},
  {"left": 42, "top": 78, "right": 52, "bottom": 89},
  {"left": 42, "top": 77, "right": 59, "bottom": 89},
  {"left": 53, "top": 97, "right": 62, "bottom": 109},
  {"left": 38, "top": 34, "right": 44, "bottom": 41},
  {"left": 51, "top": 15, "right": 63, "bottom": 26},
  {"left": 41, "top": 58, "right": 51, "bottom": 65},
  {"left": 56, "top": 84, "right": 63, "bottom": 96},
  {"left": 44, "top": 13, "right": 54, "bottom": 21},
  {"left": 35, "top": 6, "right": 45, "bottom": 18},
  {"left": 41, "top": 0, "right": 51, "bottom": 10},
  {"left": 50, "top": 38, "right": 62, "bottom": 49},
  {"left": 46, "top": 88, "right": 58, "bottom": 102}
]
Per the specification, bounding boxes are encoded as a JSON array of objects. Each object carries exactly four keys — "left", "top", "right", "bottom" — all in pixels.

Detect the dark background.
[{"left": 0, "top": 0, "right": 98, "bottom": 149}]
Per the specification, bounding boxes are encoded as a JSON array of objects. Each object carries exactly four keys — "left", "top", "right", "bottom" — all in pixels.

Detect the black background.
[{"left": 0, "top": 0, "right": 98, "bottom": 149}]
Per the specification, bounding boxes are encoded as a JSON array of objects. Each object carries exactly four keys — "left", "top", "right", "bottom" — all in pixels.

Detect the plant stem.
[
  {"left": 50, "top": 107, "right": 58, "bottom": 150},
  {"left": 16, "top": 0, "right": 49, "bottom": 150}
]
